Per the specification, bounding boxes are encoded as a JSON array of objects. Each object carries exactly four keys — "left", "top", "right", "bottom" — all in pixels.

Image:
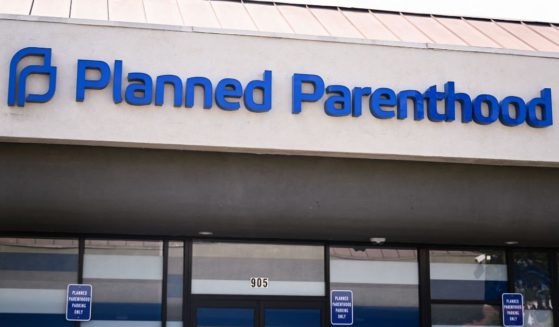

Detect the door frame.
[{"left": 191, "top": 295, "right": 326, "bottom": 327}]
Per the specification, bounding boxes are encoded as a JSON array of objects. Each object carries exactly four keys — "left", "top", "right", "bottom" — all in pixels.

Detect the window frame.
[{"left": 1, "top": 233, "right": 558, "bottom": 327}]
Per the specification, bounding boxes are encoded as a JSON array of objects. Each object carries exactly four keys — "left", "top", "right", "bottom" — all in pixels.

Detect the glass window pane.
[
  {"left": 330, "top": 247, "right": 419, "bottom": 327},
  {"left": 167, "top": 241, "right": 184, "bottom": 327},
  {"left": 432, "top": 304, "right": 501, "bottom": 326},
  {"left": 82, "top": 240, "right": 163, "bottom": 327},
  {"left": 196, "top": 308, "right": 254, "bottom": 327},
  {"left": 524, "top": 310, "right": 553, "bottom": 327},
  {"left": 513, "top": 251, "right": 553, "bottom": 327},
  {"left": 192, "top": 242, "right": 324, "bottom": 296},
  {"left": 0, "top": 238, "right": 78, "bottom": 327},
  {"left": 430, "top": 250, "right": 507, "bottom": 301},
  {"left": 265, "top": 308, "right": 321, "bottom": 327}
]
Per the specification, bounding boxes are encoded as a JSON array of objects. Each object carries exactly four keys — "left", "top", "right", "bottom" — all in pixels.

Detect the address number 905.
[{"left": 249, "top": 277, "right": 269, "bottom": 288}]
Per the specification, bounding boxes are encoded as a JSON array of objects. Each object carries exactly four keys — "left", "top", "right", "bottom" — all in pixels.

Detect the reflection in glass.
[
  {"left": 430, "top": 250, "right": 507, "bottom": 301},
  {"left": 82, "top": 240, "right": 163, "bottom": 327},
  {"left": 432, "top": 304, "right": 501, "bottom": 326},
  {"left": 265, "top": 308, "right": 321, "bottom": 327},
  {"left": 0, "top": 238, "right": 78, "bottom": 327},
  {"left": 514, "top": 252, "right": 552, "bottom": 310},
  {"left": 330, "top": 247, "right": 419, "bottom": 327},
  {"left": 513, "top": 252, "right": 553, "bottom": 327},
  {"left": 197, "top": 308, "right": 254, "bottom": 327},
  {"left": 429, "top": 250, "right": 507, "bottom": 326},
  {"left": 524, "top": 310, "right": 553, "bottom": 327}
]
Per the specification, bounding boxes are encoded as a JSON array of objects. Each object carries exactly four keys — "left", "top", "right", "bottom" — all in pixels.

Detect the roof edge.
[
  {"left": 244, "top": 0, "right": 559, "bottom": 25},
  {"left": 1, "top": 14, "right": 559, "bottom": 60}
]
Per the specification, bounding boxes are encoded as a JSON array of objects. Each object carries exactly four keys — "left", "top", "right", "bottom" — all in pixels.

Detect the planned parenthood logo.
[{"left": 8, "top": 47, "right": 57, "bottom": 107}]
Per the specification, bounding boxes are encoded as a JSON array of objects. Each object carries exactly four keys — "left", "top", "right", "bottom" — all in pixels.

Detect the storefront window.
[
  {"left": 430, "top": 250, "right": 507, "bottom": 301},
  {"left": 192, "top": 242, "right": 324, "bottom": 296},
  {"left": 0, "top": 237, "right": 78, "bottom": 326},
  {"left": 82, "top": 240, "right": 164, "bottom": 327},
  {"left": 432, "top": 304, "right": 501, "bottom": 326},
  {"left": 329, "top": 247, "right": 420, "bottom": 327},
  {"left": 167, "top": 241, "right": 184, "bottom": 327},
  {"left": 430, "top": 250, "right": 506, "bottom": 327},
  {"left": 513, "top": 251, "right": 553, "bottom": 327}
]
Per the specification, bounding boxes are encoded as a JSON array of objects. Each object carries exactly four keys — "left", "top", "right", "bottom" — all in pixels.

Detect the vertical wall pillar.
[
  {"left": 418, "top": 248, "right": 432, "bottom": 327},
  {"left": 184, "top": 241, "right": 193, "bottom": 327},
  {"left": 162, "top": 241, "right": 169, "bottom": 327}
]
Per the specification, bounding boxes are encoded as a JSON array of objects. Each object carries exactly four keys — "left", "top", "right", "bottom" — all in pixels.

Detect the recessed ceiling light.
[
  {"left": 505, "top": 241, "right": 519, "bottom": 245},
  {"left": 369, "top": 237, "right": 386, "bottom": 244},
  {"left": 198, "top": 231, "right": 213, "bottom": 236}
]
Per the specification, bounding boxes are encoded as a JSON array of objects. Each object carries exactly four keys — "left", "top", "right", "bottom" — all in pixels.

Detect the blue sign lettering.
[
  {"left": 6, "top": 47, "right": 553, "bottom": 128},
  {"left": 292, "top": 74, "right": 553, "bottom": 128},
  {"left": 75, "top": 56, "right": 272, "bottom": 112},
  {"left": 331, "top": 290, "right": 353, "bottom": 325},
  {"left": 502, "top": 293, "right": 524, "bottom": 326},
  {"left": 66, "top": 284, "right": 92, "bottom": 321}
]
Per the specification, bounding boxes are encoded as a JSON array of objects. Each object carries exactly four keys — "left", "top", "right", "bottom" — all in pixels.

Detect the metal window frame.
[{"left": 1, "top": 232, "right": 559, "bottom": 327}]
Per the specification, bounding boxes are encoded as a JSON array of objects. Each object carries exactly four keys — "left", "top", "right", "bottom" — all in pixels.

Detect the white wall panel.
[{"left": 1, "top": 18, "right": 559, "bottom": 167}]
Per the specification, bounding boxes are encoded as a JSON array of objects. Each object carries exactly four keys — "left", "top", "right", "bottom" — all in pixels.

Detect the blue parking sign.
[
  {"left": 331, "top": 290, "right": 353, "bottom": 325},
  {"left": 66, "top": 284, "right": 93, "bottom": 321},
  {"left": 502, "top": 293, "right": 524, "bottom": 326}
]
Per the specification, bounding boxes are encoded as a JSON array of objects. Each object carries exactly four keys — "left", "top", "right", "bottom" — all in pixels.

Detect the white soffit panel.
[
  {"left": 436, "top": 17, "right": 499, "bottom": 48},
  {"left": 405, "top": 14, "right": 466, "bottom": 46},
  {"left": 211, "top": 0, "right": 256, "bottom": 31},
  {"left": 249, "top": 0, "right": 559, "bottom": 24},
  {"left": 466, "top": 20, "right": 533, "bottom": 51},
  {"left": 244, "top": 3, "right": 293, "bottom": 34},
  {"left": 310, "top": 7, "right": 362, "bottom": 38},
  {"left": 31, "top": 0, "right": 71, "bottom": 18},
  {"left": 177, "top": 0, "right": 221, "bottom": 28},
  {"left": 497, "top": 22, "right": 559, "bottom": 52},
  {"left": 108, "top": 0, "right": 146, "bottom": 23},
  {"left": 0, "top": 0, "right": 33, "bottom": 15},
  {"left": 71, "top": 0, "right": 109, "bottom": 20},
  {"left": 276, "top": 4, "right": 329, "bottom": 36},
  {"left": 143, "top": 0, "right": 183, "bottom": 25},
  {"left": 341, "top": 10, "right": 399, "bottom": 41}
]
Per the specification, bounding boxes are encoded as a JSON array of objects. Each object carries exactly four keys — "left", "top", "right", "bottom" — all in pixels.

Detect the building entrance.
[{"left": 192, "top": 296, "right": 324, "bottom": 327}]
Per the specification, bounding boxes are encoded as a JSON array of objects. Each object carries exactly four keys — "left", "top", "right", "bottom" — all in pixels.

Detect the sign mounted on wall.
[
  {"left": 249, "top": 277, "right": 269, "bottom": 288},
  {"left": 66, "top": 284, "right": 93, "bottom": 322},
  {"left": 331, "top": 290, "right": 353, "bottom": 325},
  {"left": 4, "top": 19, "right": 559, "bottom": 167},
  {"left": 7, "top": 47, "right": 553, "bottom": 128},
  {"left": 502, "top": 293, "right": 524, "bottom": 326}
]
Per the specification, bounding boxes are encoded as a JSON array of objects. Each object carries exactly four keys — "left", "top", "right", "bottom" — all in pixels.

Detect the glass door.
[
  {"left": 193, "top": 298, "right": 323, "bottom": 327},
  {"left": 262, "top": 301, "right": 322, "bottom": 327},
  {"left": 196, "top": 307, "right": 256, "bottom": 327},
  {"left": 194, "top": 299, "right": 257, "bottom": 327}
]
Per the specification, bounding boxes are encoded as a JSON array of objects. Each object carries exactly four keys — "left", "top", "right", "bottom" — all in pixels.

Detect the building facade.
[{"left": 1, "top": 0, "right": 559, "bottom": 326}]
